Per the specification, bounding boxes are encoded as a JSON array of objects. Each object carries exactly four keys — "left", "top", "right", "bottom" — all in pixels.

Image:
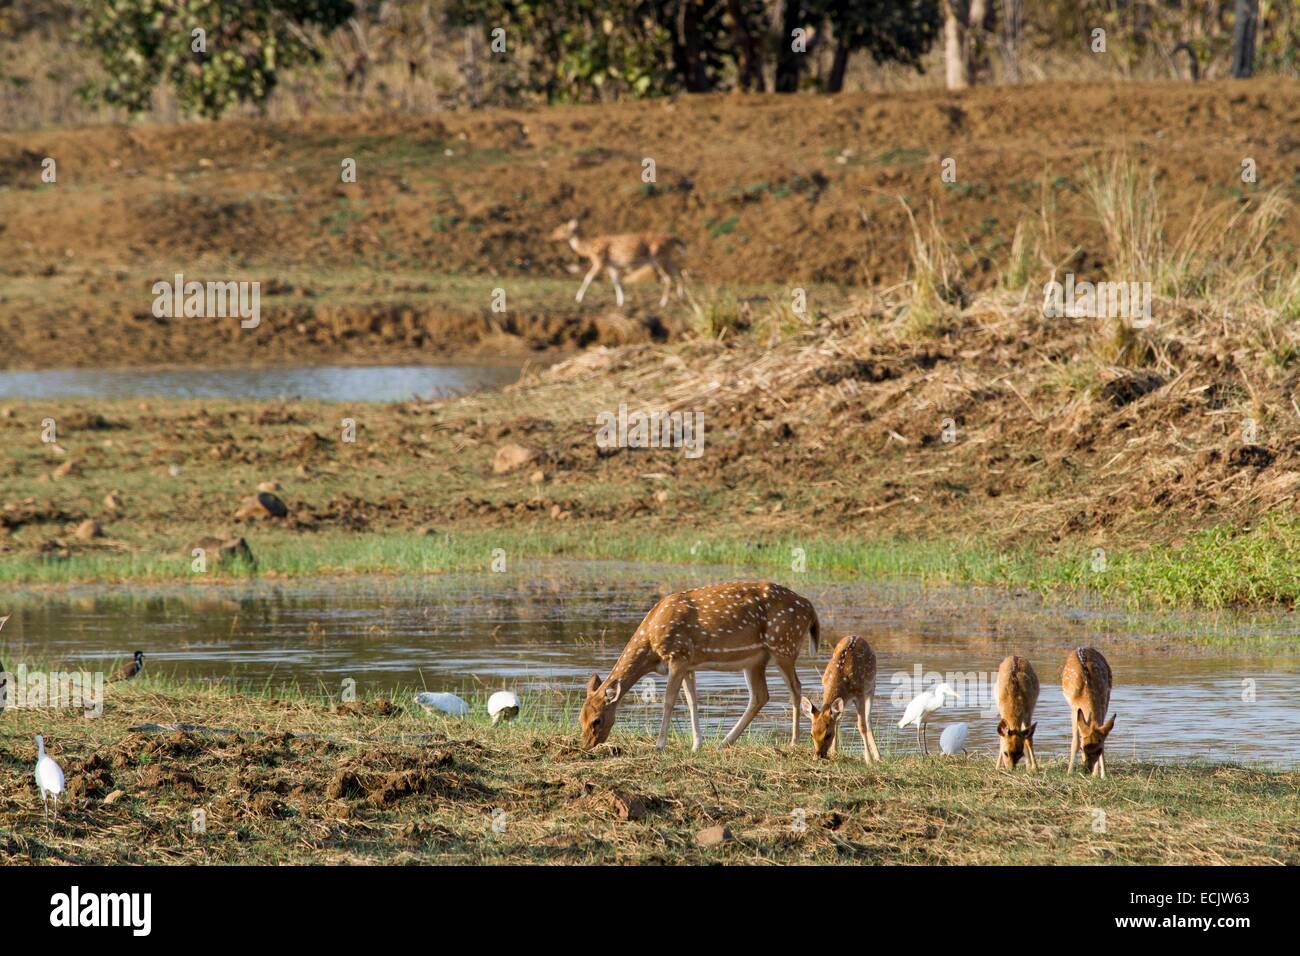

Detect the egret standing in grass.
[
  {"left": 939, "top": 722, "right": 969, "bottom": 755},
  {"left": 0, "top": 613, "right": 9, "bottom": 717},
  {"left": 897, "top": 682, "right": 959, "bottom": 755},
  {"left": 488, "top": 690, "right": 520, "bottom": 724},
  {"left": 414, "top": 692, "right": 469, "bottom": 717},
  {"left": 34, "top": 736, "right": 65, "bottom": 822}
]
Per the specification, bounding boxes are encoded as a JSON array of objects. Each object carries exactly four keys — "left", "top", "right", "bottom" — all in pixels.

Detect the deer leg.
[
  {"left": 1067, "top": 712, "right": 1079, "bottom": 774},
  {"left": 681, "top": 671, "right": 703, "bottom": 752},
  {"left": 857, "top": 697, "right": 878, "bottom": 764},
  {"left": 656, "top": 666, "right": 686, "bottom": 750},
  {"left": 606, "top": 267, "right": 624, "bottom": 307},
  {"left": 775, "top": 659, "right": 802, "bottom": 747},
  {"left": 653, "top": 260, "right": 672, "bottom": 307},
  {"left": 720, "top": 663, "right": 768, "bottom": 747},
  {"left": 1025, "top": 737, "right": 1038, "bottom": 772},
  {"left": 1095, "top": 751, "right": 1106, "bottom": 779},
  {"left": 575, "top": 262, "right": 600, "bottom": 303}
]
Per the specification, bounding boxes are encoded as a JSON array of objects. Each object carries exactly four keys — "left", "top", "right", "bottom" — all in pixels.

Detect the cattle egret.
[
  {"left": 488, "top": 690, "right": 520, "bottom": 724},
  {"left": 897, "top": 682, "right": 959, "bottom": 755},
  {"left": 414, "top": 692, "right": 469, "bottom": 717},
  {"left": 111, "top": 650, "right": 145, "bottom": 683},
  {"left": 34, "top": 736, "right": 65, "bottom": 821},
  {"left": 0, "top": 615, "right": 8, "bottom": 717},
  {"left": 939, "top": 722, "right": 969, "bottom": 755}
]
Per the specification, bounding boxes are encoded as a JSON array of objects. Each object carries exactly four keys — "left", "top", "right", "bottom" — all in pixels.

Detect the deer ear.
[
  {"left": 800, "top": 696, "right": 817, "bottom": 718},
  {"left": 604, "top": 679, "right": 623, "bottom": 704},
  {"left": 830, "top": 697, "right": 845, "bottom": 715},
  {"left": 586, "top": 674, "right": 602, "bottom": 696},
  {"left": 997, "top": 718, "right": 1008, "bottom": 737},
  {"left": 1027, "top": 721, "right": 1038, "bottom": 739},
  {"left": 1100, "top": 714, "right": 1115, "bottom": 735}
]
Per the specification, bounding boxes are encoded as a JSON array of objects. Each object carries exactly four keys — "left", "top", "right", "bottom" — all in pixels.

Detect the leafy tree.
[{"left": 75, "top": 0, "right": 355, "bottom": 118}]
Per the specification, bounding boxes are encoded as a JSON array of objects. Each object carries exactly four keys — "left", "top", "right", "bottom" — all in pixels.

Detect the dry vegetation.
[{"left": 1, "top": 681, "right": 1296, "bottom": 864}]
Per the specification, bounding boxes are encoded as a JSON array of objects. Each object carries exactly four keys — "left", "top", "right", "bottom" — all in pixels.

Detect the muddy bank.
[{"left": 3, "top": 78, "right": 1300, "bottom": 367}]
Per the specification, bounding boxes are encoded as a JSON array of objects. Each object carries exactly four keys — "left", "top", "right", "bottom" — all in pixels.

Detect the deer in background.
[
  {"left": 550, "top": 219, "right": 686, "bottom": 307},
  {"left": 994, "top": 654, "right": 1039, "bottom": 770},
  {"left": 579, "top": 581, "right": 819, "bottom": 752},
  {"left": 1062, "top": 646, "right": 1116, "bottom": 778},
  {"left": 801, "top": 634, "right": 881, "bottom": 763}
]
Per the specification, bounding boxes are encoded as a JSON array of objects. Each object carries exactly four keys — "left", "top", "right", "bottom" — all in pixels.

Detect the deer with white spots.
[
  {"left": 801, "top": 635, "right": 881, "bottom": 763},
  {"left": 579, "top": 581, "right": 819, "bottom": 752}
]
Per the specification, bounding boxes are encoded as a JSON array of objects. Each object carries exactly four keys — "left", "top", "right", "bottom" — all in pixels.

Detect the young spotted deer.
[
  {"left": 994, "top": 655, "right": 1039, "bottom": 770},
  {"left": 801, "top": 635, "right": 881, "bottom": 763},
  {"left": 579, "top": 581, "right": 819, "bottom": 752},
  {"left": 550, "top": 219, "right": 686, "bottom": 307},
  {"left": 1062, "top": 647, "right": 1116, "bottom": 778}
]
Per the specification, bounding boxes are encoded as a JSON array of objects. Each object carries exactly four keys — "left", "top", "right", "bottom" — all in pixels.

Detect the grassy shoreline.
[
  {"left": 0, "top": 679, "right": 1295, "bottom": 865},
  {"left": 3, "top": 522, "right": 1299, "bottom": 611}
]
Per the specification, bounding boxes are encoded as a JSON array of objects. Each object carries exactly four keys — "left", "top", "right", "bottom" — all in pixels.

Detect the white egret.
[
  {"left": 939, "top": 722, "right": 969, "bottom": 755},
  {"left": 34, "top": 735, "right": 65, "bottom": 821},
  {"left": 414, "top": 692, "right": 469, "bottom": 717},
  {"left": 487, "top": 690, "right": 520, "bottom": 724},
  {"left": 897, "top": 682, "right": 959, "bottom": 755}
]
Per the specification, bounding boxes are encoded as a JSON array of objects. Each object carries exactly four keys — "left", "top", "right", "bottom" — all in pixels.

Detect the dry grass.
[{"left": 1, "top": 680, "right": 1295, "bottom": 864}]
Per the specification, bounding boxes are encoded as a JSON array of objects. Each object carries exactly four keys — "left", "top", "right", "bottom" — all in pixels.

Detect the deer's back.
[
  {"left": 1061, "top": 647, "right": 1111, "bottom": 719},
  {"left": 822, "top": 635, "right": 875, "bottom": 700},
  {"left": 635, "top": 581, "right": 814, "bottom": 662},
  {"left": 996, "top": 655, "right": 1040, "bottom": 726}
]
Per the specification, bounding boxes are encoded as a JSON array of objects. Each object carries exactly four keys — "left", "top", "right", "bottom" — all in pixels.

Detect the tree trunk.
[
  {"left": 727, "top": 0, "right": 766, "bottom": 92},
  {"left": 999, "top": 0, "right": 1023, "bottom": 83},
  {"left": 827, "top": 37, "right": 850, "bottom": 93},
  {"left": 775, "top": 0, "right": 805, "bottom": 93},
  {"left": 944, "top": 0, "right": 967, "bottom": 90},
  {"left": 1231, "top": 0, "right": 1259, "bottom": 78},
  {"left": 676, "top": 0, "right": 712, "bottom": 92}
]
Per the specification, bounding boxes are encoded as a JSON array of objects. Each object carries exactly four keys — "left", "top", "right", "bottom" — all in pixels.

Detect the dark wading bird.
[{"left": 111, "top": 650, "right": 145, "bottom": 683}]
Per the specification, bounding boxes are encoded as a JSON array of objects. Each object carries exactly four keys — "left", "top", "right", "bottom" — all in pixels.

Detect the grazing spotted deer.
[
  {"left": 801, "top": 635, "right": 881, "bottom": 763},
  {"left": 550, "top": 219, "right": 686, "bottom": 307},
  {"left": 579, "top": 581, "right": 819, "bottom": 752},
  {"left": 994, "top": 655, "right": 1039, "bottom": 770},
  {"left": 1062, "top": 647, "right": 1116, "bottom": 778}
]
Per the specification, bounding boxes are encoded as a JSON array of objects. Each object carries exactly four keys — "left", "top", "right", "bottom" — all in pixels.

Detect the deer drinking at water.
[
  {"left": 1062, "top": 647, "right": 1116, "bottom": 778},
  {"left": 579, "top": 582, "right": 819, "bottom": 751}
]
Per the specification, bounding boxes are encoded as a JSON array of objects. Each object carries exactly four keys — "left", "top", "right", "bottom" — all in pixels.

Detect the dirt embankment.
[{"left": 3, "top": 78, "right": 1300, "bottom": 368}]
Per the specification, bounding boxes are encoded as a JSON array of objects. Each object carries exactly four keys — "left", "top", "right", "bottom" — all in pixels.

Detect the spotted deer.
[
  {"left": 801, "top": 635, "right": 881, "bottom": 763},
  {"left": 1062, "top": 647, "right": 1116, "bottom": 778},
  {"left": 995, "top": 655, "right": 1039, "bottom": 770},
  {"left": 579, "top": 581, "right": 819, "bottom": 752},
  {"left": 550, "top": 219, "right": 686, "bottom": 307}
]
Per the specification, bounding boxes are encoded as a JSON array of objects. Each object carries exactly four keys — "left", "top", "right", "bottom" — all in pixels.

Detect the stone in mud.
[
  {"left": 607, "top": 789, "right": 647, "bottom": 821},
  {"left": 52, "top": 460, "right": 79, "bottom": 479},
  {"left": 695, "top": 824, "right": 732, "bottom": 847},
  {"left": 493, "top": 443, "right": 536, "bottom": 474},
  {"left": 74, "top": 519, "right": 102, "bottom": 541},
  {"left": 257, "top": 480, "right": 282, "bottom": 493},
  {"left": 103, "top": 492, "right": 125, "bottom": 512},
  {"left": 235, "top": 491, "right": 288, "bottom": 520}
]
